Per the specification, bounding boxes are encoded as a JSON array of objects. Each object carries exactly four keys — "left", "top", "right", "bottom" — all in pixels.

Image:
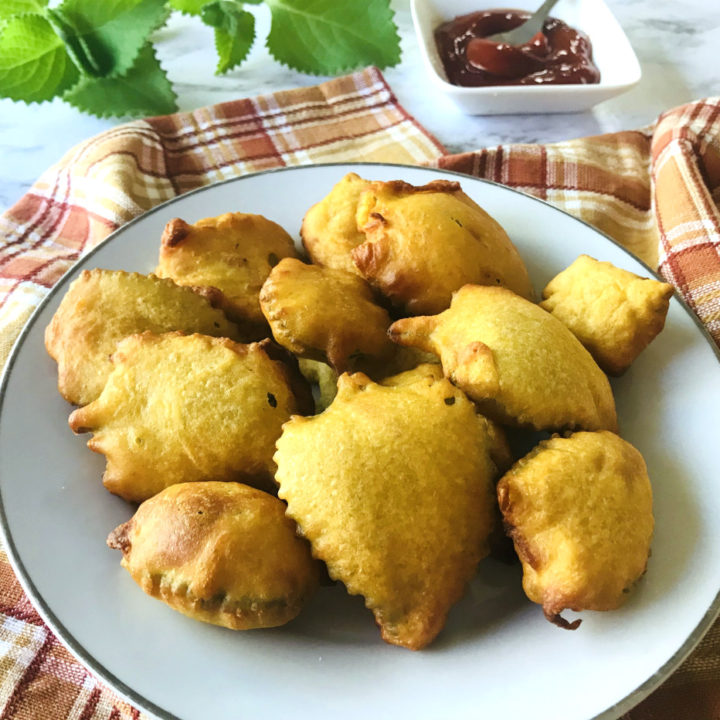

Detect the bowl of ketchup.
[{"left": 411, "top": 0, "right": 641, "bottom": 115}]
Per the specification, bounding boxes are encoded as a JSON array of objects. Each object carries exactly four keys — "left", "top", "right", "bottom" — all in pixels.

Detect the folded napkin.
[{"left": 0, "top": 68, "right": 718, "bottom": 719}]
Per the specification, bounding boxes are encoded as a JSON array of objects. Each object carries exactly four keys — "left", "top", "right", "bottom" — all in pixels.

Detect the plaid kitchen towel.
[
  {"left": 0, "top": 68, "right": 719, "bottom": 719},
  {"left": 432, "top": 99, "right": 720, "bottom": 346}
]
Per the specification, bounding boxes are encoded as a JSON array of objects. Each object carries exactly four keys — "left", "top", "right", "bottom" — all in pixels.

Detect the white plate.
[
  {"left": 411, "top": 0, "right": 642, "bottom": 115},
  {"left": 1, "top": 163, "right": 719, "bottom": 720}
]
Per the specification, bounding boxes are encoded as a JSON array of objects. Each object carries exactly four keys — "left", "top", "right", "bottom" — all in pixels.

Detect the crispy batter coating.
[
  {"left": 259, "top": 257, "right": 393, "bottom": 372},
  {"left": 352, "top": 180, "right": 533, "bottom": 314},
  {"left": 107, "top": 482, "right": 320, "bottom": 629},
  {"left": 275, "top": 370, "right": 504, "bottom": 650},
  {"left": 300, "top": 172, "right": 369, "bottom": 274},
  {"left": 540, "top": 255, "right": 674, "bottom": 375},
  {"left": 376, "top": 362, "right": 445, "bottom": 387},
  {"left": 45, "top": 269, "right": 242, "bottom": 407},
  {"left": 156, "top": 212, "right": 298, "bottom": 336},
  {"left": 380, "top": 363, "right": 513, "bottom": 473},
  {"left": 497, "top": 431, "right": 653, "bottom": 629},
  {"left": 69, "top": 333, "right": 310, "bottom": 503},
  {"left": 389, "top": 285, "right": 618, "bottom": 432}
]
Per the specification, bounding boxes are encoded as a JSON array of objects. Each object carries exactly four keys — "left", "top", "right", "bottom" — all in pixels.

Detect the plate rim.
[{"left": 1, "top": 161, "right": 718, "bottom": 720}]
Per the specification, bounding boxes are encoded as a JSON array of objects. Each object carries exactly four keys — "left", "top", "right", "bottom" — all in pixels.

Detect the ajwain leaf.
[
  {"left": 201, "top": 1, "right": 255, "bottom": 74},
  {"left": 0, "top": 13, "right": 79, "bottom": 103},
  {"left": 265, "top": 0, "right": 400, "bottom": 75},
  {"left": 0, "top": 0, "right": 48, "bottom": 22},
  {"left": 167, "top": 0, "right": 210, "bottom": 15},
  {"left": 64, "top": 42, "right": 178, "bottom": 118},
  {"left": 55, "top": 0, "right": 170, "bottom": 78}
]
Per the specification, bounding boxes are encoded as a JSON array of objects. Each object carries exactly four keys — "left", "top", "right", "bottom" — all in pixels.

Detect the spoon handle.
[{"left": 488, "top": 0, "right": 561, "bottom": 45}]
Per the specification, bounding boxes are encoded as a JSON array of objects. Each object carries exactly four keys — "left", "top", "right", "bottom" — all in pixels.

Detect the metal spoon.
[{"left": 485, "top": 0, "right": 561, "bottom": 45}]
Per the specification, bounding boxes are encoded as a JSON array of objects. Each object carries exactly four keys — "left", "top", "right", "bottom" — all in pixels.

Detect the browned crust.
[
  {"left": 189, "top": 283, "right": 229, "bottom": 311},
  {"left": 161, "top": 218, "right": 191, "bottom": 248},
  {"left": 144, "top": 572, "right": 303, "bottom": 630},
  {"left": 189, "top": 284, "right": 270, "bottom": 341},
  {"left": 351, "top": 238, "right": 388, "bottom": 280},
  {"left": 107, "top": 520, "right": 133, "bottom": 554},
  {"left": 372, "top": 179, "right": 461, "bottom": 196}
]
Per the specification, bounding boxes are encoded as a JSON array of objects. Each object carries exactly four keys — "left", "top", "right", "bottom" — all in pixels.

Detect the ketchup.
[{"left": 435, "top": 9, "right": 600, "bottom": 87}]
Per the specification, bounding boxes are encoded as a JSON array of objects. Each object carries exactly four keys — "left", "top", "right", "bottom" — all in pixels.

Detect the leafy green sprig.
[{"left": 0, "top": 0, "right": 400, "bottom": 118}]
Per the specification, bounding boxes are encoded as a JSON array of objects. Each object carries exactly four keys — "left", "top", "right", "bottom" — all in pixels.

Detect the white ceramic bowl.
[{"left": 411, "top": 0, "right": 642, "bottom": 115}]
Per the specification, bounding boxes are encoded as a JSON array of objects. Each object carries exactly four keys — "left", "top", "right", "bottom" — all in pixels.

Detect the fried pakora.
[
  {"left": 497, "top": 431, "right": 654, "bottom": 628},
  {"left": 300, "top": 172, "right": 369, "bottom": 274},
  {"left": 69, "top": 332, "right": 310, "bottom": 503},
  {"left": 275, "top": 369, "right": 504, "bottom": 650},
  {"left": 540, "top": 255, "right": 674, "bottom": 375},
  {"left": 259, "top": 257, "right": 393, "bottom": 372},
  {"left": 45, "top": 269, "right": 241, "bottom": 406},
  {"left": 156, "top": 212, "right": 298, "bottom": 336},
  {"left": 389, "top": 284, "right": 618, "bottom": 432},
  {"left": 107, "top": 482, "right": 320, "bottom": 629},
  {"left": 352, "top": 179, "right": 533, "bottom": 314}
]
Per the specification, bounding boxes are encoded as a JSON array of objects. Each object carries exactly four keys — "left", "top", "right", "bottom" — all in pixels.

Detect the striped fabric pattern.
[
  {"left": 0, "top": 69, "right": 718, "bottom": 719},
  {"left": 0, "top": 67, "right": 444, "bottom": 370},
  {"left": 433, "top": 98, "right": 720, "bottom": 348}
]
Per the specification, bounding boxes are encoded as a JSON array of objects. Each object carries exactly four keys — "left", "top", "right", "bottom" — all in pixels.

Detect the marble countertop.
[{"left": 1, "top": 0, "right": 718, "bottom": 214}]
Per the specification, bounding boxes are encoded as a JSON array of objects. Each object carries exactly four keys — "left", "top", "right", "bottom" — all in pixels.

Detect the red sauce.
[{"left": 435, "top": 9, "right": 600, "bottom": 87}]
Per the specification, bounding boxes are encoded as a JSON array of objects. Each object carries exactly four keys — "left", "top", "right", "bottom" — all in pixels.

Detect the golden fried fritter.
[
  {"left": 389, "top": 285, "right": 618, "bottom": 432},
  {"left": 107, "top": 482, "right": 320, "bottom": 629},
  {"left": 300, "top": 172, "right": 369, "bottom": 274},
  {"left": 259, "top": 257, "right": 393, "bottom": 372},
  {"left": 540, "top": 255, "right": 674, "bottom": 375},
  {"left": 45, "top": 269, "right": 242, "bottom": 406},
  {"left": 353, "top": 180, "right": 533, "bottom": 314},
  {"left": 275, "top": 370, "right": 504, "bottom": 650},
  {"left": 156, "top": 212, "right": 298, "bottom": 336},
  {"left": 497, "top": 431, "right": 653, "bottom": 629},
  {"left": 69, "top": 333, "right": 310, "bottom": 503}
]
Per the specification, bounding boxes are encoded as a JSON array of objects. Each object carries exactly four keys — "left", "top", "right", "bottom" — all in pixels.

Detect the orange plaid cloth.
[{"left": 0, "top": 68, "right": 718, "bottom": 719}]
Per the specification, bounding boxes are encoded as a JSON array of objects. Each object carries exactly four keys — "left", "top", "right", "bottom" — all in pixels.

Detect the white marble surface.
[{"left": 0, "top": 0, "right": 718, "bottom": 214}]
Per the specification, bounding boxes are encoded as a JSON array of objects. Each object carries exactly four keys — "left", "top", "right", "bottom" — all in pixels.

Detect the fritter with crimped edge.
[
  {"left": 107, "top": 482, "right": 320, "bottom": 630},
  {"left": 275, "top": 368, "right": 505, "bottom": 650},
  {"left": 260, "top": 257, "right": 393, "bottom": 372},
  {"left": 45, "top": 269, "right": 242, "bottom": 407},
  {"left": 69, "top": 332, "right": 311, "bottom": 503},
  {"left": 389, "top": 284, "right": 618, "bottom": 433}
]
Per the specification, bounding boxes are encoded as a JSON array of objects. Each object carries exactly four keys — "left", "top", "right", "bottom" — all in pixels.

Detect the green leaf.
[
  {"left": 53, "top": 0, "right": 170, "bottom": 77},
  {"left": 0, "top": 13, "right": 79, "bottom": 102},
  {"left": 64, "top": 42, "right": 178, "bottom": 118},
  {"left": 265, "top": 0, "right": 400, "bottom": 75},
  {"left": 0, "top": 0, "right": 48, "bottom": 21},
  {"left": 167, "top": 0, "right": 208, "bottom": 15},
  {"left": 201, "top": 1, "right": 255, "bottom": 74}
]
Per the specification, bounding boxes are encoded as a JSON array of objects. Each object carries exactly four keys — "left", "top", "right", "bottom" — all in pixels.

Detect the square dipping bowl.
[{"left": 411, "top": 0, "right": 642, "bottom": 115}]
